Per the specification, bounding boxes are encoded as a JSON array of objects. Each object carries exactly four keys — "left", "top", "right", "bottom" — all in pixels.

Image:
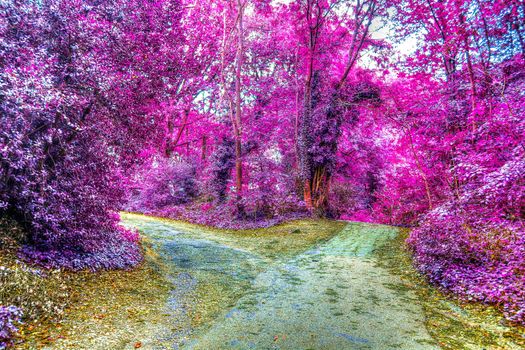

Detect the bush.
[
  {"left": 408, "top": 205, "right": 525, "bottom": 324},
  {"left": 0, "top": 305, "right": 22, "bottom": 350},
  {"left": 129, "top": 157, "right": 200, "bottom": 211},
  {"left": 329, "top": 181, "right": 363, "bottom": 219},
  {"left": 19, "top": 216, "right": 142, "bottom": 271},
  {"left": 0, "top": 0, "right": 183, "bottom": 270},
  {"left": 153, "top": 199, "right": 307, "bottom": 230},
  {"left": 408, "top": 144, "right": 525, "bottom": 324}
]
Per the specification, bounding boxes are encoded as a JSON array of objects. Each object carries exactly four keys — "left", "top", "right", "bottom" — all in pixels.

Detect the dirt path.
[{"left": 121, "top": 214, "right": 438, "bottom": 350}]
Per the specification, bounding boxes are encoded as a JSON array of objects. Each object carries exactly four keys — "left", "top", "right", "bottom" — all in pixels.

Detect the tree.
[{"left": 292, "top": 0, "right": 382, "bottom": 214}]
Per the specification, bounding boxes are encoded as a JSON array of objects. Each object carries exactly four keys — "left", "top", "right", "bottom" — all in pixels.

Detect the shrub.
[
  {"left": 0, "top": 305, "right": 22, "bottom": 350},
  {"left": 129, "top": 157, "right": 200, "bottom": 211},
  {"left": 0, "top": 0, "right": 184, "bottom": 270},
  {"left": 407, "top": 132, "right": 525, "bottom": 324},
  {"left": 408, "top": 205, "right": 525, "bottom": 324},
  {"left": 153, "top": 199, "right": 307, "bottom": 230}
]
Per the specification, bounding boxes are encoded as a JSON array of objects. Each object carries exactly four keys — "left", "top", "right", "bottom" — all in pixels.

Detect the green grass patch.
[
  {"left": 189, "top": 273, "right": 251, "bottom": 329},
  {"left": 122, "top": 213, "right": 346, "bottom": 260},
  {"left": 39, "top": 237, "right": 173, "bottom": 349},
  {"left": 3, "top": 213, "right": 346, "bottom": 348}
]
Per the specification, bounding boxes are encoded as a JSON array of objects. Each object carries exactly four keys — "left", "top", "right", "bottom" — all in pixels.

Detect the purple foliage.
[
  {"left": 369, "top": 54, "right": 525, "bottom": 324},
  {"left": 0, "top": 306, "right": 22, "bottom": 349},
  {"left": 408, "top": 155, "right": 525, "bottom": 323},
  {"left": 128, "top": 157, "right": 199, "bottom": 211},
  {"left": 0, "top": 0, "right": 523, "bottom": 328},
  {"left": 152, "top": 202, "right": 308, "bottom": 230},
  {"left": 207, "top": 138, "right": 236, "bottom": 202},
  {"left": 408, "top": 207, "right": 525, "bottom": 323},
  {"left": 0, "top": 0, "right": 182, "bottom": 269},
  {"left": 20, "top": 224, "right": 142, "bottom": 271}
]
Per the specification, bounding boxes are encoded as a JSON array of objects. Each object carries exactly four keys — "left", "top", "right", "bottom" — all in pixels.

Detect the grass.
[
  {"left": 189, "top": 274, "right": 250, "bottom": 328},
  {"left": 198, "top": 219, "right": 347, "bottom": 259},
  {"left": 0, "top": 217, "right": 71, "bottom": 347},
  {"left": 119, "top": 213, "right": 349, "bottom": 345},
  {"left": 7, "top": 212, "right": 523, "bottom": 349},
  {"left": 33, "top": 237, "right": 173, "bottom": 349},
  {"left": 0, "top": 216, "right": 173, "bottom": 349},
  {"left": 375, "top": 228, "right": 525, "bottom": 350},
  {"left": 122, "top": 212, "right": 347, "bottom": 260}
]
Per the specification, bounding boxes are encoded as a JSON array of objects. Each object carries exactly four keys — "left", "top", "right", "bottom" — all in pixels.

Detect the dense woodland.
[{"left": 0, "top": 0, "right": 524, "bottom": 346}]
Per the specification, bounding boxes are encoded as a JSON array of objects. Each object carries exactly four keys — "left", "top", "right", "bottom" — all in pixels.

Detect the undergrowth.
[
  {"left": 376, "top": 228, "right": 525, "bottom": 350},
  {"left": 0, "top": 216, "right": 170, "bottom": 349}
]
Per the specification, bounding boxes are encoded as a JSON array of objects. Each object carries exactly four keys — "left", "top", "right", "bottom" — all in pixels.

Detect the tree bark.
[
  {"left": 234, "top": 0, "right": 244, "bottom": 211},
  {"left": 201, "top": 135, "right": 207, "bottom": 161}
]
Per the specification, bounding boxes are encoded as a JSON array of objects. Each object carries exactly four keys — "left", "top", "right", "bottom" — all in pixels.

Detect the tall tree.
[
  {"left": 234, "top": 0, "right": 246, "bottom": 203},
  {"left": 295, "top": 0, "right": 381, "bottom": 214}
]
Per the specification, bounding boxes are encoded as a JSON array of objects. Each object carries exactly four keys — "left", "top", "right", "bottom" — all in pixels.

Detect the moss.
[
  {"left": 324, "top": 288, "right": 339, "bottom": 298},
  {"left": 375, "top": 229, "right": 525, "bottom": 350},
  {"left": 206, "top": 218, "right": 346, "bottom": 257},
  {"left": 189, "top": 274, "right": 250, "bottom": 329}
]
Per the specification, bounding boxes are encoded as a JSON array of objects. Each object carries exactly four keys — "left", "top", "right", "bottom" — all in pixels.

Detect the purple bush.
[
  {"left": 409, "top": 208, "right": 525, "bottom": 323},
  {"left": 20, "top": 224, "right": 142, "bottom": 271},
  {"left": 128, "top": 158, "right": 199, "bottom": 212},
  {"left": 130, "top": 151, "right": 308, "bottom": 230},
  {"left": 408, "top": 154, "right": 525, "bottom": 323},
  {"left": 0, "top": 305, "right": 22, "bottom": 349},
  {"left": 0, "top": 0, "right": 183, "bottom": 269},
  {"left": 385, "top": 55, "right": 525, "bottom": 325},
  {"left": 153, "top": 201, "right": 308, "bottom": 230}
]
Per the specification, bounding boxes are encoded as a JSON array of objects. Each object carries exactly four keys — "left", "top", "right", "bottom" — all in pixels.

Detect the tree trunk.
[
  {"left": 234, "top": 0, "right": 245, "bottom": 214},
  {"left": 166, "top": 117, "right": 174, "bottom": 158},
  {"left": 201, "top": 135, "right": 207, "bottom": 161},
  {"left": 304, "top": 180, "right": 313, "bottom": 209},
  {"left": 407, "top": 129, "right": 433, "bottom": 209},
  {"left": 300, "top": 9, "right": 315, "bottom": 210},
  {"left": 299, "top": 0, "right": 377, "bottom": 216},
  {"left": 166, "top": 109, "right": 189, "bottom": 158}
]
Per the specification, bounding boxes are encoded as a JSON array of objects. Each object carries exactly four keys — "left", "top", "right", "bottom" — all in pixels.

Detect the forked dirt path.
[{"left": 122, "top": 214, "right": 438, "bottom": 350}]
